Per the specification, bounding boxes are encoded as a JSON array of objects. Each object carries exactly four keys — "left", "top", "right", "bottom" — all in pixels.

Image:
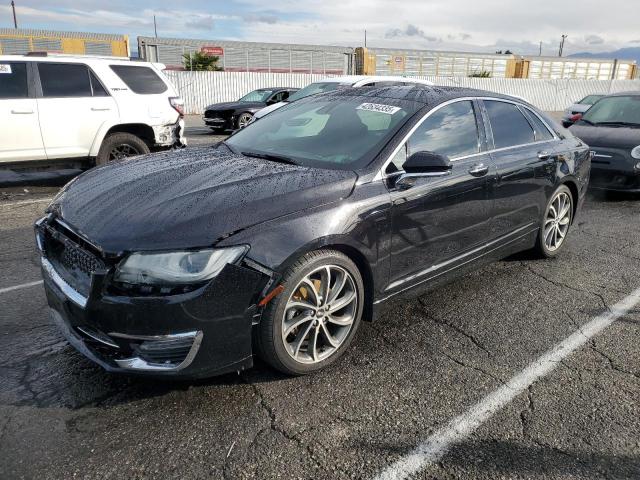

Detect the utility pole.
[
  {"left": 558, "top": 34, "right": 567, "bottom": 57},
  {"left": 364, "top": 29, "right": 367, "bottom": 48},
  {"left": 539, "top": 41, "right": 542, "bottom": 56},
  {"left": 11, "top": 1, "right": 18, "bottom": 29},
  {"left": 153, "top": 15, "right": 158, "bottom": 37}
]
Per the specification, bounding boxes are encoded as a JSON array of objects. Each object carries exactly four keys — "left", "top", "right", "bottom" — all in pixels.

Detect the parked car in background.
[
  {"left": 203, "top": 87, "right": 298, "bottom": 132},
  {"left": 252, "top": 75, "right": 435, "bottom": 121},
  {"left": 37, "top": 85, "right": 589, "bottom": 379},
  {"left": 0, "top": 54, "right": 185, "bottom": 167},
  {"left": 562, "top": 94, "right": 604, "bottom": 127},
  {"left": 570, "top": 92, "right": 640, "bottom": 192}
]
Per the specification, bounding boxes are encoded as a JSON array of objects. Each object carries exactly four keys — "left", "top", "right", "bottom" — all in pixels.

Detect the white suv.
[{"left": 0, "top": 54, "right": 185, "bottom": 167}]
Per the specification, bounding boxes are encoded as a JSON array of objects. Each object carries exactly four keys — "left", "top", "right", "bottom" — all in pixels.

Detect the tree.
[
  {"left": 182, "top": 52, "right": 223, "bottom": 71},
  {"left": 469, "top": 70, "right": 492, "bottom": 78}
]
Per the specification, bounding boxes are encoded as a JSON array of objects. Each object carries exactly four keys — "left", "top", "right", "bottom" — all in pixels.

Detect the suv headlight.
[
  {"left": 114, "top": 246, "right": 248, "bottom": 286},
  {"left": 631, "top": 145, "right": 640, "bottom": 160}
]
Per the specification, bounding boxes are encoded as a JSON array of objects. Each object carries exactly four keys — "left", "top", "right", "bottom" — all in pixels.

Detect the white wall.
[{"left": 164, "top": 71, "right": 640, "bottom": 114}]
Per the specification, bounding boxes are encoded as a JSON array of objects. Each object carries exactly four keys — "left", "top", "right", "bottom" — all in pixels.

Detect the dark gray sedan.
[{"left": 570, "top": 92, "right": 640, "bottom": 192}]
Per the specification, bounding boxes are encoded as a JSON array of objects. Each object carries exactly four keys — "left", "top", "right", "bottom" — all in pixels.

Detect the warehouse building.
[
  {"left": 137, "top": 37, "right": 354, "bottom": 74},
  {"left": 0, "top": 28, "right": 129, "bottom": 57}
]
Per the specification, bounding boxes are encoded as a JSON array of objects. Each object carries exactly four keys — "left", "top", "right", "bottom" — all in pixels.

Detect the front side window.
[
  {"left": 226, "top": 95, "right": 420, "bottom": 169},
  {"left": 110, "top": 65, "right": 168, "bottom": 94},
  {"left": 407, "top": 101, "right": 480, "bottom": 159},
  {"left": 485, "top": 100, "right": 535, "bottom": 149},
  {"left": 39, "top": 63, "right": 92, "bottom": 97},
  {"left": 0, "top": 62, "right": 28, "bottom": 99},
  {"left": 580, "top": 96, "right": 640, "bottom": 126}
]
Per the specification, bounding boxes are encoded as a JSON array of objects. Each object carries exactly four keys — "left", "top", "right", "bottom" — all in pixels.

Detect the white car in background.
[
  {"left": 252, "top": 75, "right": 435, "bottom": 121},
  {"left": 0, "top": 53, "right": 185, "bottom": 167}
]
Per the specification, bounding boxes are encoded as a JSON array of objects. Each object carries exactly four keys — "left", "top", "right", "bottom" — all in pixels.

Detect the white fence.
[{"left": 164, "top": 71, "right": 640, "bottom": 114}]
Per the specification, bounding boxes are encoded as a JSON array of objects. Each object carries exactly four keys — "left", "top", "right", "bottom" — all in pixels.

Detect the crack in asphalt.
[{"left": 439, "top": 350, "right": 509, "bottom": 389}]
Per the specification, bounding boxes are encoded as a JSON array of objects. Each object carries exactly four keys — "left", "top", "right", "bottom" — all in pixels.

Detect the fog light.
[
  {"left": 631, "top": 145, "right": 640, "bottom": 159},
  {"left": 635, "top": 161, "right": 640, "bottom": 171}
]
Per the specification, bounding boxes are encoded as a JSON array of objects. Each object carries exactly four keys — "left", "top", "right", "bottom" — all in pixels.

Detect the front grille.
[
  {"left": 204, "top": 109, "right": 233, "bottom": 120},
  {"left": 42, "top": 220, "right": 106, "bottom": 297}
]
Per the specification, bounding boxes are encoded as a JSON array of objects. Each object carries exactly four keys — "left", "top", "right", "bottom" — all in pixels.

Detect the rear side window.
[
  {"left": 89, "top": 70, "right": 109, "bottom": 97},
  {"left": 523, "top": 109, "right": 554, "bottom": 141},
  {"left": 0, "top": 62, "right": 28, "bottom": 99},
  {"left": 407, "top": 100, "right": 480, "bottom": 159},
  {"left": 110, "top": 65, "right": 167, "bottom": 94},
  {"left": 39, "top": 63, "right": 92, "bottom": 97},
  {"left": 485, "top": 100, "right": 535, "bottom": 149}
]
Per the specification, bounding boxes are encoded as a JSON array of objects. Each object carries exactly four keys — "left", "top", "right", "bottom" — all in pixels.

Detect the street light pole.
[
  {"left": 11, "top": 1, "right": 18, "bottom": 29},
  {"left": 558, "top": 34, "right": 567, "bottom": 57}
]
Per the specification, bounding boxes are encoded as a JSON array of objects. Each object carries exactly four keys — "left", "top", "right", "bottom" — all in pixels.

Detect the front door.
[
  {"left": 0, "top": 61, "right": 46, "bottom": 163},
  {"left": 386, "top": 99, "right": 494, "bottom": 292}
]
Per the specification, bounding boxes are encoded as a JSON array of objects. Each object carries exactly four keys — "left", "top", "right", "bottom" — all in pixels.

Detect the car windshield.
[
  {"left": 578, "top": 95, "right": 603, "bottom": 105},
  {"left": 581, "top": 96, "right": 640, "bottom": 126},
  {"left": 226, "top": 95, "right": 420, "bottom": 169},
  {"left": 287, "top": 82, "right": 350, "bottom": 102},
  {"left": 238, "top": 89, "right": 275, "bottom": 103}
]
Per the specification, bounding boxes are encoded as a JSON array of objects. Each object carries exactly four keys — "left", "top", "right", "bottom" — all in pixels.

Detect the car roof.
[
  {"left": 0, "top": 54, "right": 140, "bottom": 67},
  {"left": 325, "top": 84, "right": 531, "bottom": 108},
  {"left": 309, "top": 75, "right": 433, "bottom": 86},
  {"left": 605, "top": 91, "right": 640, "bottom": 98}
]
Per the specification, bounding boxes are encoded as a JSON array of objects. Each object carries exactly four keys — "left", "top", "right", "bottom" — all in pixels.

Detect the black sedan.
[
  {"left": 570, "top": 92, "right": 640, "bottom": 192},
  {"left": 36, "top": 86, "right": 590, "bottom": 378},
  {"left": 203, "top": 87, "right": 298, "bottom": 132}
]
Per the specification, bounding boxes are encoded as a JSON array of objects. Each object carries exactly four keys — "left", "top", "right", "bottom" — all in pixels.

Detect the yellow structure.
[{"left": 0, "top": 29, "right": 129, "bottom": 57}]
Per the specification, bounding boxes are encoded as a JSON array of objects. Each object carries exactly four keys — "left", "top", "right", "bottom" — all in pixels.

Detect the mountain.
[{"left": 569, "top": 47, "right": 640, "bottom": 63}]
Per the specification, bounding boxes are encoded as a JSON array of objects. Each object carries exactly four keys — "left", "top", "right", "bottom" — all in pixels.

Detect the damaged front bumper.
[{"left": 36, "top": 217, "right": 270, "bottom": 379}]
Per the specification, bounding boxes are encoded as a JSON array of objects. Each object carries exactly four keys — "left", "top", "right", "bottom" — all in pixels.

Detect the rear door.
[
  {"left": 36, "top": 62, "right": 118, "bottom": 159},
  {"left": 0, "top": 61, "right": 46, "bottom": 162},
  {"left": 481, "top": 99, "right": 559, "bottom": 239},
  {"left": 386, "top": 99, "right": 495, "bottom": 290}
]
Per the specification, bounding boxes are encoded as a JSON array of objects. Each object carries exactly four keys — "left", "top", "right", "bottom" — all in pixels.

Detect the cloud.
[
  {"left": 385, "top": 24, "right": 439, "bottom": 42},
  {"left": 185, "top": 15, "right": 215, "bottom": 31},
  {"left": 243, "top": 13, "right": 279, "bottom": 24},
  {"left": 585, "top": 34, "right": 605, "bottom": 45}
]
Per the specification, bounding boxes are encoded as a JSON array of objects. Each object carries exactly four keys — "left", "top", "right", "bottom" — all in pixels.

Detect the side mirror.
[{"left": 395, "top": 151, "right": 452, "bottom": 190}]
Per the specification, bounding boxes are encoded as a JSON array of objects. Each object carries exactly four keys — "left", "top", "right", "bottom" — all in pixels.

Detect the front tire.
[
  {"left": 96, "top": 133, "right": 150, "bottom": 165},
  {"left": 535, "top": 184, "right": 574, "bottom": 258},
  {"left": 256, "top": 250, "right": 364, "bottom": 375},
  {"left": 236, "top": 112, "right": 254, "bottom": 129}
]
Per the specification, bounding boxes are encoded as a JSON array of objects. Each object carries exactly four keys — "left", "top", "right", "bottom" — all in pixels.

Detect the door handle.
[
  {"left": 538, "top": 151, "right": 552, "bottom": 160},
  {"left": 90, "top": 107, "right": 111, "bottom": 111},
  {"left": 468, "top": 163, "right": 489, "bottom": 177},
  {"left": 11, "top": 109, "right": 34, "bottom": 114}
]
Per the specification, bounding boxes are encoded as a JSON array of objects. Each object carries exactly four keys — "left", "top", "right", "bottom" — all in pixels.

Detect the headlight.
[
  {"left": 631, "top": 145, "right": 640, "bottom": 160},
  {"left": 114, "top": 246, "right": 248, "bottom": 286}
]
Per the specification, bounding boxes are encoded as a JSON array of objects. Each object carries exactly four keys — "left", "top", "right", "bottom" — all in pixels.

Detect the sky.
[{"left": 2, "top": 0, "right": 639, "bottom": 56}]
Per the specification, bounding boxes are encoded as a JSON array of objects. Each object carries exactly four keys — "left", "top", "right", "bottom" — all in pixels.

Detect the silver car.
[{"left": 562, "top": 94, "right": 604, "bottom": 127}]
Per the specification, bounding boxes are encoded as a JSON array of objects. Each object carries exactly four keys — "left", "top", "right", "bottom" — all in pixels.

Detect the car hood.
[
  {"left": 49, "top": 147, "right": 357, "bottom": 254},
  {"left": 205, "top": 101, "right": 264, "bottom": 111},
  {"left": 566, "top": 103, "right": 591, "bottom": 114},
  {"left": 569, "top": 124, "right": 640, "bottom": 149},
  {"left": 254, "top": 102, "right": 287, "bottom": 119}
]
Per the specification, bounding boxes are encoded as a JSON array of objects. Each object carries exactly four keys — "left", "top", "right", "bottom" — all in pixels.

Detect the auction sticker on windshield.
[
  {"left": 357, "top": 103, "right": 401, "bottom": 115},
  {"left": 0, "top": 64, "right": 12, "bottom": 74}
]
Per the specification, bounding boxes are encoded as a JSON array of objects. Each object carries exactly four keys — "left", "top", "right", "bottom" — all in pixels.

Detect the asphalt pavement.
[{"left": 0, "top": 183, "right": 639, "bottom": 479}]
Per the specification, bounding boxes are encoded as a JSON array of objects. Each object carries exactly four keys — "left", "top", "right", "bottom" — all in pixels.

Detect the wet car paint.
[{"left": 39, "top": 86, "right": 591, "bottom": 378}]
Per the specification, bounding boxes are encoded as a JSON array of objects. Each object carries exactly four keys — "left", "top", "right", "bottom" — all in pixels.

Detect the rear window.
[
  {"left": 0, "top": 62, "right": 28, "bottom": 99},
  {"left": 110, "top": 65, "right": 167, "bottom": 94},
  {"left": 485, "top": 100, "right": 535, "bottom": 149}
]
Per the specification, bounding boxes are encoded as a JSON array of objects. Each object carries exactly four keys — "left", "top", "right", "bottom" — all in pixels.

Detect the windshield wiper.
[
  {"left": 578, "top": 118, "right": 595, "bottom": 126},
  {"left": 594, "top": 121, "right": 640, "bottom": 128},
  {"left": 241, "top": 151, "right": 299, "bottom": 166}
]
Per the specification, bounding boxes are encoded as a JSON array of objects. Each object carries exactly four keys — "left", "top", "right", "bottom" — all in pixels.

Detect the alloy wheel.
[
  {"left": 281, "top": 265, "right": 358, "bottom": 364},
  {"left": 109, "top": 144, "right": 141, "bottom": 161},
  {"left": 543, "top": 191, "right": 572, "bottom": 252},
  {"left": 237, "top": 113, "right": 253, "bottom": 129}
]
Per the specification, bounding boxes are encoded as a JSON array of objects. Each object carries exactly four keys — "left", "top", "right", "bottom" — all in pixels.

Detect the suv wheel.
[
  {"left": 255, "top": 250, "right": 364, "bottom": 375},
  {"left": 96, "top": 133, "right": 150, "bottom": 165},
  {"left": 535, "top": 184, "right": 574, "bottom": 258}
]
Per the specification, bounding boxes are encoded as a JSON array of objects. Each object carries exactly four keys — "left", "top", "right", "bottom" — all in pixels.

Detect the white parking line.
[
  {"left": 0, "top": 198, "right": 53, "bottom": 208},
  {"left": 0, "top": 280, "right": 44, "bottom": 295},
  {"left": 374, "top": 286, "right": 640, "bottom": 480}
]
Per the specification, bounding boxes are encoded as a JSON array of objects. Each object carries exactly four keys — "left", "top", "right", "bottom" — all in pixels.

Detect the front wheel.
[
  {"left": 255, "top": 250, "right": 364, "bottom": 375},
  {"left": 96, "top": 133, "right": 150, "bottom": 165},
  {"left": 236, "top": 112, "right": 254, "bottom": 129},
  {"left": 535, "top": 184, "right": 574, "bottom": 258}
]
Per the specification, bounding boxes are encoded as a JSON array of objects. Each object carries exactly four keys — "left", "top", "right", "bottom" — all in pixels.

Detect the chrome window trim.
[
  {"left": 374, "top": 96, "right": 561, "bottom": 182},
  {"left": 41, "top": 257, "right": 88, "bottom": 308},
  {"left": 517, "top": 104, "right": 558, "bottom": 142},
  {"left": 113, "top": 331, "right": 203, "bottom": 372}
]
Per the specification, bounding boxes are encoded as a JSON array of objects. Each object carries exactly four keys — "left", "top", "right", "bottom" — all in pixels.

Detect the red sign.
[{"left": 201, "top": 46, "right": 224, "bottom": 56}]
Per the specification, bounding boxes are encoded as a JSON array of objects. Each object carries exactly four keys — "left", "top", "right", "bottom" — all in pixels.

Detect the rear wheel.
[
  {"left": 96, "top": 133, "right": 150, "bottom": 165},
  {"left": 256, "top": 250, "right": 364, "bottom": 375},
  {"left": 535, "top": 184, "right": 573, "bottom": 258}
]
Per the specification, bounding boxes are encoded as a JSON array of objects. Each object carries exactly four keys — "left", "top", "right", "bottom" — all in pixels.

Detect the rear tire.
[
  {"left": 255, "top": 249, "right": 364, "bottom": 375},
  {"left": 96, "top": 133, "right": 150, "bottom": 165},
  {"left": 534, "top": 184, "right": 574, "bottom": 258}
]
